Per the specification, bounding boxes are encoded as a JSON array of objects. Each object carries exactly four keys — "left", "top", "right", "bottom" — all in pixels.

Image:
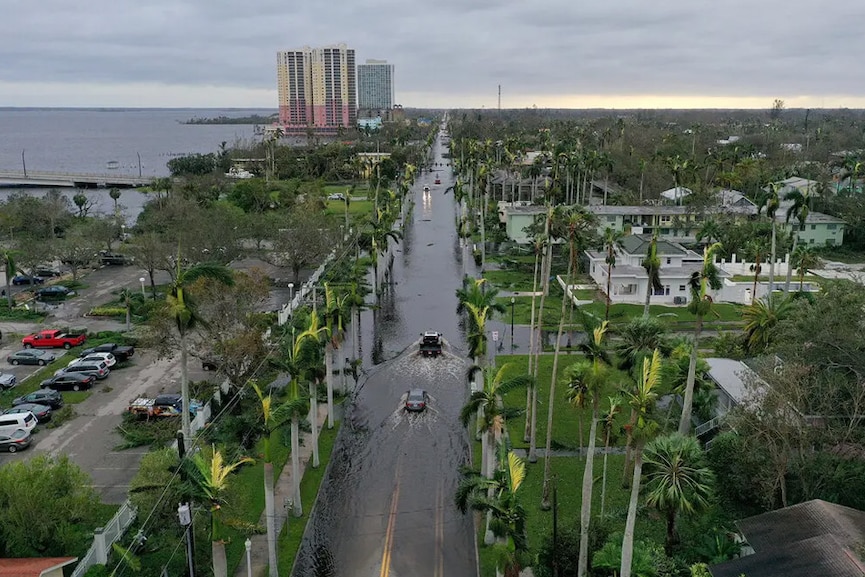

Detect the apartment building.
[
  {"left": 276, "top": 44, "right": 357, "bottom": 134},
  {"left": 358, "top": 59, "right": 395, "bottom": 111}
]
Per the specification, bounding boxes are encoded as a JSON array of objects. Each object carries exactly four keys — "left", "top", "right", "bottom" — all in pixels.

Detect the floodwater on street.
[{"left": 294, "top": 130, "right": 480, "bottom": 576}]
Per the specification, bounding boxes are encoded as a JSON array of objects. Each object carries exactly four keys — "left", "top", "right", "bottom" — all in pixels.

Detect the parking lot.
[{"left": 0, "top": 263, "right": 212, "bottom": 504}]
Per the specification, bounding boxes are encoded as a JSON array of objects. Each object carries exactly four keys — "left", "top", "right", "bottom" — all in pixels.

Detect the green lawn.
[
  {"left": 476, "top": 453, "right": 667, "bottom": 577},
  {"left": 496, "top": 355, "right": 633, "bottom": 452},
  {"left": 483, "top": 270, "right": 537, "bottom": 292},
  {"left": 277, "top": 424, "right": 340, "bottom": 575},
  {"left": 324, "top": 199, "right": 374, "bottom": 219},
  {"left": 224, "top": 430, "right": 292, "bottom": 573}
]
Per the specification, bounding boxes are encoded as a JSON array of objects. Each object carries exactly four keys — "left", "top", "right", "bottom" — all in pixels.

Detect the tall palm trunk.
[
  {"left": 264, "top": 462, "right": 278, "bottom": 576},
  {"left": 605, "top": 259, "right": 614, "bottom": 321},
  {"left": 525, "top": 248, "right": 541, "bottom": 443},
  {"left": 622, "top": 408, "right": 637, "bottom": 488},
  {"left": 530, "top": 232, "right": 553, "bottom": 463},
  {"left": 620, "top": 444, "right": 645, "bottom": 577},
  {"left": 541, "top": 254, "right": 573, "bottom": 509},
  {"left": 325, "top": 343, "right": 335, "bottom": 428},
  {"left": 290, "top": 417, "right": 302, "bottom": 516},
  {"left": 310, "top": 382, "right": 320, "bottom": 468},
  {"left": 678, "top": 315, "right": 704, "bottom": 435},
  {"left": 180, "top": 331, "right": 192, "bottom": 447},
  {"left": 601, "top": 426, "right": 612, "bottom": 515},
  {"left": 751, "top": 253, "right": 761, "bottom": 304},
  {"left": 578, "top": 397, "right": 600, "bottom": 577},
  {"left": 212, "top": 540, "right": 228, "bottom": 577},
  {"left": 784, "top": 232, "right": 798, "bottom": 293},
  {"left": 643, "top": 273, "right": 653, "bottom": 318},
  {"left": 768, "top": 223, "right": 776, "bottom": 300}
]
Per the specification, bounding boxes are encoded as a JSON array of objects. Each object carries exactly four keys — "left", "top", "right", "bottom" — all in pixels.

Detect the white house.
[{"left": 585, "top": 234, "right": 727, "bottom": 305}]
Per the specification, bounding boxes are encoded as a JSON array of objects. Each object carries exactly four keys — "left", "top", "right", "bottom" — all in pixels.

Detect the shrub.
[{"left": 88, "top": 307, "right": 126, "bottom": 317}]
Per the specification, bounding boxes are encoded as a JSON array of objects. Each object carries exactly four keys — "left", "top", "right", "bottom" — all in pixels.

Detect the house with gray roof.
[{"left": 710, "top": 500, "right": 865, "bottom": 577}]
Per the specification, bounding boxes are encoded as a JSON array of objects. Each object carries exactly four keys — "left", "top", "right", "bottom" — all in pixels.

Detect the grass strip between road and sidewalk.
[{"left": 276, "top": 423, "right": 340, "bottom": 575}]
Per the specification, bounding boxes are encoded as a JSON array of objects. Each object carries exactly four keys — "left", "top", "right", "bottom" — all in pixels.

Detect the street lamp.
[
  {"left": 245, "top": 538, "right": 252, "bottom": 577},
  {"left": 139, "top": 277, "right": 146, "bottom": 298},
  {"left": 510, "top": 297, "right": 516, "bottom": 349}
]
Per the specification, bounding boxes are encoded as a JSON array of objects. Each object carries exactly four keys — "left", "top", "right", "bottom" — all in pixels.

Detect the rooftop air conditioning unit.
[{"left": 673, "top": 296, "right": 687, "bottom": 305}]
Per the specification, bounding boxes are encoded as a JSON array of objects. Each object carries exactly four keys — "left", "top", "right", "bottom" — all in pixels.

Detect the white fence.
[{"left": 71, "top": 500, "right": 137, "bottom": 577}]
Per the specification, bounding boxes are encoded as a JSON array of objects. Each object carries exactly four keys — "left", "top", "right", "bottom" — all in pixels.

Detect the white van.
[{"left": 0, "top": 412, "right": 38, "bottom": 436}]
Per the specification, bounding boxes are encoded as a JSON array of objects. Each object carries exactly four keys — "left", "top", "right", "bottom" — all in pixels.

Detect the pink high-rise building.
[{"left": 276, "top": 44, "right": 356, "bottom": 134}]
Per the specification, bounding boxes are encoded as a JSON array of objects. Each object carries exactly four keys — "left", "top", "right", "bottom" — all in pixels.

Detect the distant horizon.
[{"left": 3, "top": 105, "right": 865, "bottom": 112}]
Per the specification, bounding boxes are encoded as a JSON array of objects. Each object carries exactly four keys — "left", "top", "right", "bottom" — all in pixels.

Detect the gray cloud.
[{"left": 1, "top": 0, "right": 863, "bottom": 105}]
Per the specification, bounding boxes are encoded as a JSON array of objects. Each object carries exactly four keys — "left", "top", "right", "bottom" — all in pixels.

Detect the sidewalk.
[{"left": 235, "top": 403, "right": 330, "bottom": 577}]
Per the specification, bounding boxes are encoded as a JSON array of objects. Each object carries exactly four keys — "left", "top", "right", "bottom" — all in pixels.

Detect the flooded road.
[{"left": 295, "top": 128, "right": 480, "bottom": 576}]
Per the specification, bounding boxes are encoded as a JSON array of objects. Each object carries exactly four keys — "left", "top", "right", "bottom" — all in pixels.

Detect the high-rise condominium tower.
[
  {"left": 357, "top": 59, "right": 395, "bottom": 111},
  {"left": 276, "top": 44, "right": 356, "bottom": 133}
]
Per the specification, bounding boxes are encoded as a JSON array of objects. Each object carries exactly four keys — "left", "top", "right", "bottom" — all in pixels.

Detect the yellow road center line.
[{"left": 380, "top": 460, "right": 402, "bottom": 577}]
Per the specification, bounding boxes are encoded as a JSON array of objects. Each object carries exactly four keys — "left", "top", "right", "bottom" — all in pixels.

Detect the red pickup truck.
[{"left": 22, "top": 329, "right": 87, "bottom": 350}]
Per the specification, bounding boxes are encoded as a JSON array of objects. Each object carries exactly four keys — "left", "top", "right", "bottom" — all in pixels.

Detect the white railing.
[
  {"left": 71, "top": 500, "right": 138, "bottom": 577},
  {"left": 696, "top": 415, "right": 724, "bottom": 437}
]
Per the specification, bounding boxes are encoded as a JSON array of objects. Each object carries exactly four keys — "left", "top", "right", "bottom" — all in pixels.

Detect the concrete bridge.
[{"left": 0, "top": 170, "right": 154, "bottom": 189}]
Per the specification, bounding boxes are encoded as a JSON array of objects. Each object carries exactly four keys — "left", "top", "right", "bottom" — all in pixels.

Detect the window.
[
  {"left": 665, "top": 285, "right": 671, "bottom": 296},
  {"left": 827, "top": 224, "right": 837, "bottom": 230},
  {"left": 679, "top": 285, "right": 686, "bottom": 291},
  {"left": 811, "top": 224, "right": 816, "bottom": 230},
  {"left": 666, "top": 258, "right": 672, "bottom": 264}
]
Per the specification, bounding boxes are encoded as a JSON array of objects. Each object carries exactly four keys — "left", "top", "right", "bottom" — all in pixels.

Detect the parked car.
[
  {"left": 404, "top": 389, "right": 429, "bottom": 412},
  {"left": 0, "top": 372, "right": 17, "bottom": 390},
  {"left": 70, "top": 352, "right": 116, "bottom": 368},
  {"left": 327, "top": 193, "right": 345, "bottom": 201},
  {"left": 7, "top": 350, "right": 57, "bottom": 366},
  {"left": 55, "top": 360, "right": 110, "bottom": 380},
  {"left": 4, "top": 403, "right": 52, "bottom": 422},
  {"left": 11, "top": 275, "right": 45, "bottom": 285},
  {"left": 21, "top": 329, "right": 87, "bottom": 349},
  {"left": 35, "top": 285, "right": 72, "bottom": 299},
  {"left": 12, "top": 389, "right": 63, "bottom": 410},
  {"left": 0, "top": 429, "right": 32, "bottom": 453},
  {"left": 35, "top": 266, "right": 63, "bottom": 278},
  {"left": 42, "top": 373, "right": 96, "bottom": 392},
  {"left": 99, "top": 251, "right": 134, "bottom": 266},
  {"left": 80, "top": 343, "right": 135, "bottom": 362}
]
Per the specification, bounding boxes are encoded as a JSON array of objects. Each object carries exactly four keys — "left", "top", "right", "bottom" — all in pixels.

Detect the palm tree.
[
  {"left": 742, "top": 296, "right": 794, "bottom": 354},
  {"left": 460, "top": 364, "right": 532, "bottom": 482},
  {"left": 600, "top": 396, "right": 622, "bottom": 516},
  {"left": 615, "top": 316, "right": 670, "bottom": 372},
  {"left": 678, "top": 243, "right": 722, "bottom": 435},
  {"left": 757, "top": 182, "right": 781, "bottom": 299},
  {"left": 185, "top": 448, "right": 254, "bottom": 577},
  {"left": 109, "top": 188, "right": 122, "bottom": 215},
  {"left": 118, "top": 288, "right": 135, "bottom": 331},
  {"left": 253, "top": 383, "right": 293, "bottom": 577},
  {"left": 456, "top": 278, "right": 505, "bottom": 364},
  {"left": 525, "top": 235, "right": 546, "bottom": 443},
  {"left": 783, "top": 188, "right": 813, "bottom": 293},
  {"left": 273, "top": 315, "right": 327, "bottom": 517},
  {"left": 743, "top": 238, "right": 767, "bottom": 305},
  {"left": 641, "top": 233, "right": 663, "bottom": 318},
  {"left": 793, "top": 245, "right": 821, "bottom": 292},
  {"left": 620, "top": 350, "right": 662, "bottom": 577},
  {"left": 165, "top": 254, "right": 234, "bottom": 446},
  {"left": 323, "top": 283, "right": 349, "bottom": 427},
  {"left": 2, "top": 250, "right": 16, "bottom": 308},
  {"left": 695, "top": 218, "right": 722, "bottom": 247},
  {"left": 456, "top": 449, "right": 529, "bottom": 577},
  {"left": 530, "top": 209, "right": 554, "bottom": 463},
  {"left": 564, "top": 322, "right": 612, "bottom": 577},
  {"left": 602, "top": 227, "right": 626, "bottom": 321},
  {"left": 643, "top": 433, "right": 715, "bottom": 555}
]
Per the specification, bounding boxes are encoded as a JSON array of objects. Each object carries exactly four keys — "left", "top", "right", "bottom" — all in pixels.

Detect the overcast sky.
[{"left": 2, "top": 0, "right": 863, "bottom": 109}]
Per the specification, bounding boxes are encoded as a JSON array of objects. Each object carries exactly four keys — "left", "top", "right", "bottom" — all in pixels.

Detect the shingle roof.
[
  {"left": 618, "top": 234, "right": 689, "bottom": 256},
  {"left": 0, "top": 558, "right": 78, "bottom": 577},
  {"left": 710, "top": 500, "right": 865, "bottom": 577}
]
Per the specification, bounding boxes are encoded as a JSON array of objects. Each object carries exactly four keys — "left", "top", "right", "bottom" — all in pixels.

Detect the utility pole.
[
  {"left": 498, "top": 85, "right": 501, "bottom": 111},
  {"left": 176, "top": 431, "right": 197, "bottom": 577},
  {"left": 21, "top": 149, "right": 27, "bottom": 178}
]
